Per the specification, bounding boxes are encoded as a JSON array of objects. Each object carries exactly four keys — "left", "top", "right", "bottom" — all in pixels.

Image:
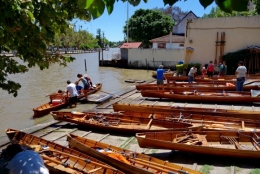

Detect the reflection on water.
[{"left": 0, "top": 48, "right": 153, "bottom": 139}]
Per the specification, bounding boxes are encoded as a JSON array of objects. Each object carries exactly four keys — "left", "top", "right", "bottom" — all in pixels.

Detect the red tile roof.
[
  {"left": 149, "top": 34, "right": 184, "bottom": 43},
  {"left": 120, "top": 42, "right": 142, "bottom": 49}
]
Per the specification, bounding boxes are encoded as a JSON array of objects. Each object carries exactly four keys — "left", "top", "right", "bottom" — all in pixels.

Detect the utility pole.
[
  {"left": 127, "top": 1, "right": 129, "bottom": 43},
  {"left": 102, "top": 31, "right": 104, "bottom": 65}
]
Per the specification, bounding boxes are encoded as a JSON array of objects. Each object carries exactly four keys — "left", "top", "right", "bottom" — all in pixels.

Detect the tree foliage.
[
  {"left": 80, "top": 0, "right": 250, "bottom": 19},
  {"left": 123, "top": 9, "right": 174, "bottom": 47},
  {"left": 203, "top": 1, "right": 259, "bottom": 18},
  {"left": 155, "top": 6, "right": 188, "bottom": 24},
  {"left": 0, "top": 0, "right": 94, "bottom": 96}
]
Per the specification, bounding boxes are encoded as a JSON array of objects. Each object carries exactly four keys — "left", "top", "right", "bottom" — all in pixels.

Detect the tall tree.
[
  {"left": 155, "top": 6, "right": 188, "bottom": 24},
  {"left": 123, "top": 9, "right": 174, "bottom": 47}
]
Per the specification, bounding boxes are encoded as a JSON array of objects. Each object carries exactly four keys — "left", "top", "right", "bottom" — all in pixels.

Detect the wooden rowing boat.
[
  {"left": 33, "top": 94, "right": 68, "bottom": 118},
  {"left": 48, "top": 83, "right": 102, "bottom": 101},
  {"left": 136, "top": 83, "right": 259, "bottom": 91},
  {"left": 141, "top": 90, "right": 260, "bottom": 103},
  {"left": 100, "top": 110, "right": 260, "bottom": 131},
  {"left": 112, "top": 103, "right": 260, "bottom": 120},
  {"left": 33, "top": 83, "right": 102, "bottom": 118},
  {"left": 194, "top": 77, "right": 260, "bottom": 83},
  {"left": 77, "top": 83, "right": 102, "bottom": 99},
  {"left": 67, "top": 134, "right": 202, "bottom": 174},
  {"left": 136, "top": 130, "right": 260, "bottom": 158},
  {"left": 50, "top": 111, "right": 201, "bottom": 133},
  {"left": 5, "top": 128, "right": 123, "bottom": 174}
]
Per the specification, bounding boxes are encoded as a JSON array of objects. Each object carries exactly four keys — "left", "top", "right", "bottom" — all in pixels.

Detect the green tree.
[
  {"left": 203, "top": 2, "right": 258, "bottom": 18},
  {"left": 79, "top": 0, "right": 250, "bottom": 16},
  {"left": 0, "top": 0, "right": 91, "bottom": 96},
  {"left": 123, "top": 9, "right": 174, "bottom": 47}
]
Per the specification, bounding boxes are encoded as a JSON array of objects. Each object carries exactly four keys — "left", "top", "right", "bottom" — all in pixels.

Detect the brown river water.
[{"left": 0, "top": 48, "right": 153, "bottom": 139}]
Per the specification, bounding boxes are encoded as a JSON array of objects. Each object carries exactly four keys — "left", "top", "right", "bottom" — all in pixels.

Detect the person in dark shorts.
[
  {"left": 66, "top": 80, "right": 79, "bottom": 107},
  {"left": 76, "top": 74, "right": 90, "bottom": 100},
  {"left": 156, "top": 65, "right": 170, "bottom": 90}
]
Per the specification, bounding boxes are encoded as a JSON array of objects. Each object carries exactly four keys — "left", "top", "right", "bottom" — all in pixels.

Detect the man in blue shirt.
[{"left": 157, "top": 65, "right": 169, "bottom": 90}]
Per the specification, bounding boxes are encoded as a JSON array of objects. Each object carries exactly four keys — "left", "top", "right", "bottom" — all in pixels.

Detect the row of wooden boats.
[
  {"left": 47, "top": 101, "right": 260, "bottom": 158},
  {"left": 6, "top": 128, "right": 202, "bottom": 174},
  {"left": 140, "top": 90, "right": 260, "bottom": 104},
  {"left": 136, "top": 81, "right": 260, "bottom": 91},
  {"left": 33, "top": 83, "right": 102, "bottom": 118}
]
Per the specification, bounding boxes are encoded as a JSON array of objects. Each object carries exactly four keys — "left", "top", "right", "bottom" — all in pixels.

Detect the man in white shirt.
[
  {"left": 66, "top": 80, "right": 79, "bottom": 107},
  {"left": 235, "top": 61, "right": 247, "bottom": 91},
  {"left": 188, "top": 66, "right": 197, "bottom": 83},
  {"left": 5, "top": 144, "right": 49, "bottom": 174}
]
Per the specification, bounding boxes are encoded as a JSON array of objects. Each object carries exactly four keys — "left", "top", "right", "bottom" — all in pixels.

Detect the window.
[{"left": 158, "top": 43, "right": 166, "bottom": 48}]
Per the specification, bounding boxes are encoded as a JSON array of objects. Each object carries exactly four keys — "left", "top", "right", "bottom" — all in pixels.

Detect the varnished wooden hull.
[
  {"left": 136, "top": 131, "right": 260, "bottom": 158},
  {"left": 102, "top": 111, "right": 260, "bottom": 131},
  {"left": 5, "top": 128, "right": 123, "bottom": 174},
  {"left": 141, "top": 90, "right": 260, "bottom": 103},
  {"left": 112, "top": 103, "right": 260, "bottom": 120},
  {"left": 33, "top": 102, "right": 68, "bottom": 118},
  {"left": 50, "top": 111, "right": 200, "bottom": 133},
  {"left": 67, "top": 134, "right": 202, "bottom": 174},
  {"left": 136, "top": 83, "right": 259, "bottom": 91}
]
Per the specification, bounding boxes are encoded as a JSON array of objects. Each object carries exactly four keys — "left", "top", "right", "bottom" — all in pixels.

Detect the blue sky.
[{"left": 73, "top": 0, "right": 216, "bottom": 42}]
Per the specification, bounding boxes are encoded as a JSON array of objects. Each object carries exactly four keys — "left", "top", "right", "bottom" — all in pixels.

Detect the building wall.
[
  {"left": 152, "top": 43, "right": 182, "bottom": 49},
  {"left": 184, "top": 16, "right": 260, "bottom": 69},
  {"left": 128, "top": 48, "right": 184, "bottom": 68},
  {"left": 152, "top": 43, "right": 158, "bottom": 49},
  {"left": 166, "top": 43, "right": 182, "bottom": 49},
  {"left": 173, "top": 13, "right": 197, "bottom": 34}
]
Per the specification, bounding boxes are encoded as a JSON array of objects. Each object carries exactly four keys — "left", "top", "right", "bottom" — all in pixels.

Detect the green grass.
[
  {"left": 199, "top": 165, "right": 214, "bottom": 174},
  {"left": 251, "top": 169, "right": 260, "bottom": 174}
]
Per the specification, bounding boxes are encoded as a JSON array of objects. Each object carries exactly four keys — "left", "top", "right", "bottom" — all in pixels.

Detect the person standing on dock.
[
  {"left": 156, "top": 65, "right": 169, "bottom": 90},
  {"left": 77, "top": 74, "right": 90, "bottom": 100},
  {"left": 66, "top": 80, "right": 79, "bottom": 107},
  {"left": 207, "top": 61, "right": 214, "bottom": 77},
  {"left": 235, "top": 61, "right": 247, "bottom": 91},
  {"left": 219, "top": 61, "right": 227, "bottom": 77},
  {"left": 188, "top": 66, "right": 197, "bottom": 83}
]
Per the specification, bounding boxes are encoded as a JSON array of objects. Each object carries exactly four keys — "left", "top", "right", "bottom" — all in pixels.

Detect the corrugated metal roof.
[
  {"left": 120, "top": 42, "right": 142, "bottom": 48},
  {"left": 149, "top": 34, "right": 184, "bottom": 43}
]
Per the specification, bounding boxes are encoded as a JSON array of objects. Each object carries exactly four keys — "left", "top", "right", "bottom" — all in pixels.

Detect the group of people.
[
  {"left": 64, "top": 74, "right": 93, "bottom": 107},
  {"left": 188, "top": 60, "right": 228, "bottom": 81},
  {"left": 156, "top": 60, "right": 247, "bottom": 92}
]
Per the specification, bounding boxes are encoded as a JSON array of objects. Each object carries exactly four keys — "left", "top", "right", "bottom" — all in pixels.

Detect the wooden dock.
[{"left": 1, "top": 79, "right": 260, "bottom": 173}]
